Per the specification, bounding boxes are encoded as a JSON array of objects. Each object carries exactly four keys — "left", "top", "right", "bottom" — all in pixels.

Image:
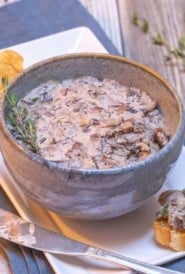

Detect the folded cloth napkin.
[
  {"left": 0, "top": 1, "right": 120, "bottom": 273},
  {"left": 0, "top": 0, "right": 119, "bottom": 54}
]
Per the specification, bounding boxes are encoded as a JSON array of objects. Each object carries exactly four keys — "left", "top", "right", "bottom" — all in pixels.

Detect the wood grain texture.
[
  {"left": 79, "top": 0, "right": 123, "bottom": 54},
  {"left": 117, "top": 0, "right": 185, "bottom": 101}
]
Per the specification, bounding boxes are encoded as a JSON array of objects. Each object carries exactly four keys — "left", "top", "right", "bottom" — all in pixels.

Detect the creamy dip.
[{"left": 17, "top": 76, "right": 169, "bottom": 169}]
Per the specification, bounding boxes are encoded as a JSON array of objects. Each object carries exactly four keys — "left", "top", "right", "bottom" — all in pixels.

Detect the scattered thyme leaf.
[
  {"left": 152, "top": 33, "right": 166, "bottom": 45},
  {"left": 8, "top": 94, "right": 19, "bottom": 107},
  {"left": 142, "top": 19, "right": 149, "bottom": 33},
  {"left": 131, "top": 13, "right": 185, "bottom": 72},
  {"left": 170, "top": 48, "right": 185, "bottom": 58},
  {"left": 132, "top": 11, "right": 139, "bottom": 25},
  {"left": 178, "top": 36, "right": 185, "bottom": 50}
]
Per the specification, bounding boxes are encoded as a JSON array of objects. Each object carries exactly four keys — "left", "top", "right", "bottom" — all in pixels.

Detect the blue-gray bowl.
[{"left": 0, "top": 53, "right": 184, "bottom": 220}]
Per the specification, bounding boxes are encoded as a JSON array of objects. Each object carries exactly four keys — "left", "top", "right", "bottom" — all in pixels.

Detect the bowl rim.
[{"left": 0, "top": 52, "right": 184, "bottom": 175}]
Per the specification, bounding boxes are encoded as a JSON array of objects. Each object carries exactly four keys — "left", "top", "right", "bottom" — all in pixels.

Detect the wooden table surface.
[{"left": 80, "top": 0, "right": 185, "bottom": 103}]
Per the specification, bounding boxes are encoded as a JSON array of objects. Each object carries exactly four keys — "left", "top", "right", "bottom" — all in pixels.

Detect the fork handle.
[{"left": 86, "top": 246, "right": 182, "bottom": 274}]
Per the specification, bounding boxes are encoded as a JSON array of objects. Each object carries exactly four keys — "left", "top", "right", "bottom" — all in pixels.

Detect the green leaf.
[
  {"left": 152, "top": 33, "right": 166, "bottom": 45},
  {"left": 178, "top": 36, "right": 185, "bottom": 50},
  {"left": 132, "top": 12, "right": 139, "bottom": 25},
  {"left": 18, "top": 107, "right": 28, "bottom": 119},
  {"left": 170, "top": 48, "right": 185, "bottom": 58},
  {"left": 161, "top": 204, "right": 168, "bottom": 216},
  {"left": 1, "top": 77, "right": 8, "bottom": 87},
  {"left": 8, "top": 94, "right": 19, "bottom": 107},
  {"left": 16, "top": 125, "right": 26, "bottom": 138},
  {"left": 31, "top": 143, "right": 40, "bottom": 153},
  {"left": 25, "top": 118, "right": 34, "bottom": 127},
  {"left": 26, "top": 120, "right": 33, "bottom": 131},
  {"left": 7, "top": 114, "right": 17, "bottom": 127},
  {"left": 25, "top": 119, "right": 36, "bottom": 138},
  {"left": 142, "top": 19, "right": 149, "bottom": 33}
]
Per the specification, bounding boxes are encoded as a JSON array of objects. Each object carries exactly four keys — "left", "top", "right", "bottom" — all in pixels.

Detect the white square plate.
[
  {"left": 2, "top": 26, "right": 107, "bottom": 66},
  {"left": 0, "top": 26, "right": 185, "bottom": 274}
]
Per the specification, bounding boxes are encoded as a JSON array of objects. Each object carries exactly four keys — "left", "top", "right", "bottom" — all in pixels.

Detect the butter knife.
[{"left": 0, "top": 208, "right": 182, "bottom": 274}]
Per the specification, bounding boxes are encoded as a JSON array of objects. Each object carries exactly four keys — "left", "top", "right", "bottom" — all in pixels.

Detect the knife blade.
[{"left": 0, "top": 208, "right": 182, "bottom": 274}]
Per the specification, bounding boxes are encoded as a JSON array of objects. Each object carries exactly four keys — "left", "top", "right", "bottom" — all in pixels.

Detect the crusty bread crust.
[
  {"left": 170, "top": 230, "right": 185, "bottom": 251},
  {"left": 153, "top": 219, "right": 171, "bottom": 247},
  {"left": 153, "top": 219, "right": 185, "bottom": 251}
]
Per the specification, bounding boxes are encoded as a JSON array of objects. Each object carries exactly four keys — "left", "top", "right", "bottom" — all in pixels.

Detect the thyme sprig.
[
  {"left": 2, "top": 77, "right": 39, "bottom": 153},
  {"left": 132, "top": 12, "right": 185, "bottom": 70}
]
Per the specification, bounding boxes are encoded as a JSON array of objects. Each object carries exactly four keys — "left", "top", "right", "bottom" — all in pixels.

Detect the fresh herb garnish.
[
  {"left": 131, "top": 12, "right": 185, "bottom": 70},
  {"left": 2, "top": 77, "right": 39, "bottom": 153},
  {"left": 161, "top": 204, "right": 169, "bottom": 216}
]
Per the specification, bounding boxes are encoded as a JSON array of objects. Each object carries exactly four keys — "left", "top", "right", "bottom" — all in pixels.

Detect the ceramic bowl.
[{"left": 0, "top": 53, "right": 184, "bottom": 220}]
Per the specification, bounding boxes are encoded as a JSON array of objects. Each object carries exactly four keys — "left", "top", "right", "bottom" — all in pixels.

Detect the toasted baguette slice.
[{"left": 153, "top": 219, "right": 185, "bottom": 251}]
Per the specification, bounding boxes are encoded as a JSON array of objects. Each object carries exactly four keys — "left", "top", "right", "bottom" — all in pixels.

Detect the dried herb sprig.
[
  {"left": 131, "top": 12, "right": 185, "bottom": 70},
  {"left": 2, "top": 77, "right": 39, "bottom": 153},
  {"left": 132, "top": 11, "right": 149, "bottom": 33}
]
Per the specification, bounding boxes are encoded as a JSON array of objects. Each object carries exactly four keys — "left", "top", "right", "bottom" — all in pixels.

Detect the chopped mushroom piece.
[
  {"left": 117, "top": 120, "right": 134, "bottom": 134},
  {"left": 117, "top": 103, "right": 125, "bottom": 114},
  {"left": 79, "top": 118, "right": 90, "bottom": 127},
  {"left": 102, "top": 117, "right": 122, "bottom": 127},
  {"left": 153, "top": 128, "right": 169, "bottom": 148},
  {"left": 136, "top": 142, "right": 150, "bottom": 152}
]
